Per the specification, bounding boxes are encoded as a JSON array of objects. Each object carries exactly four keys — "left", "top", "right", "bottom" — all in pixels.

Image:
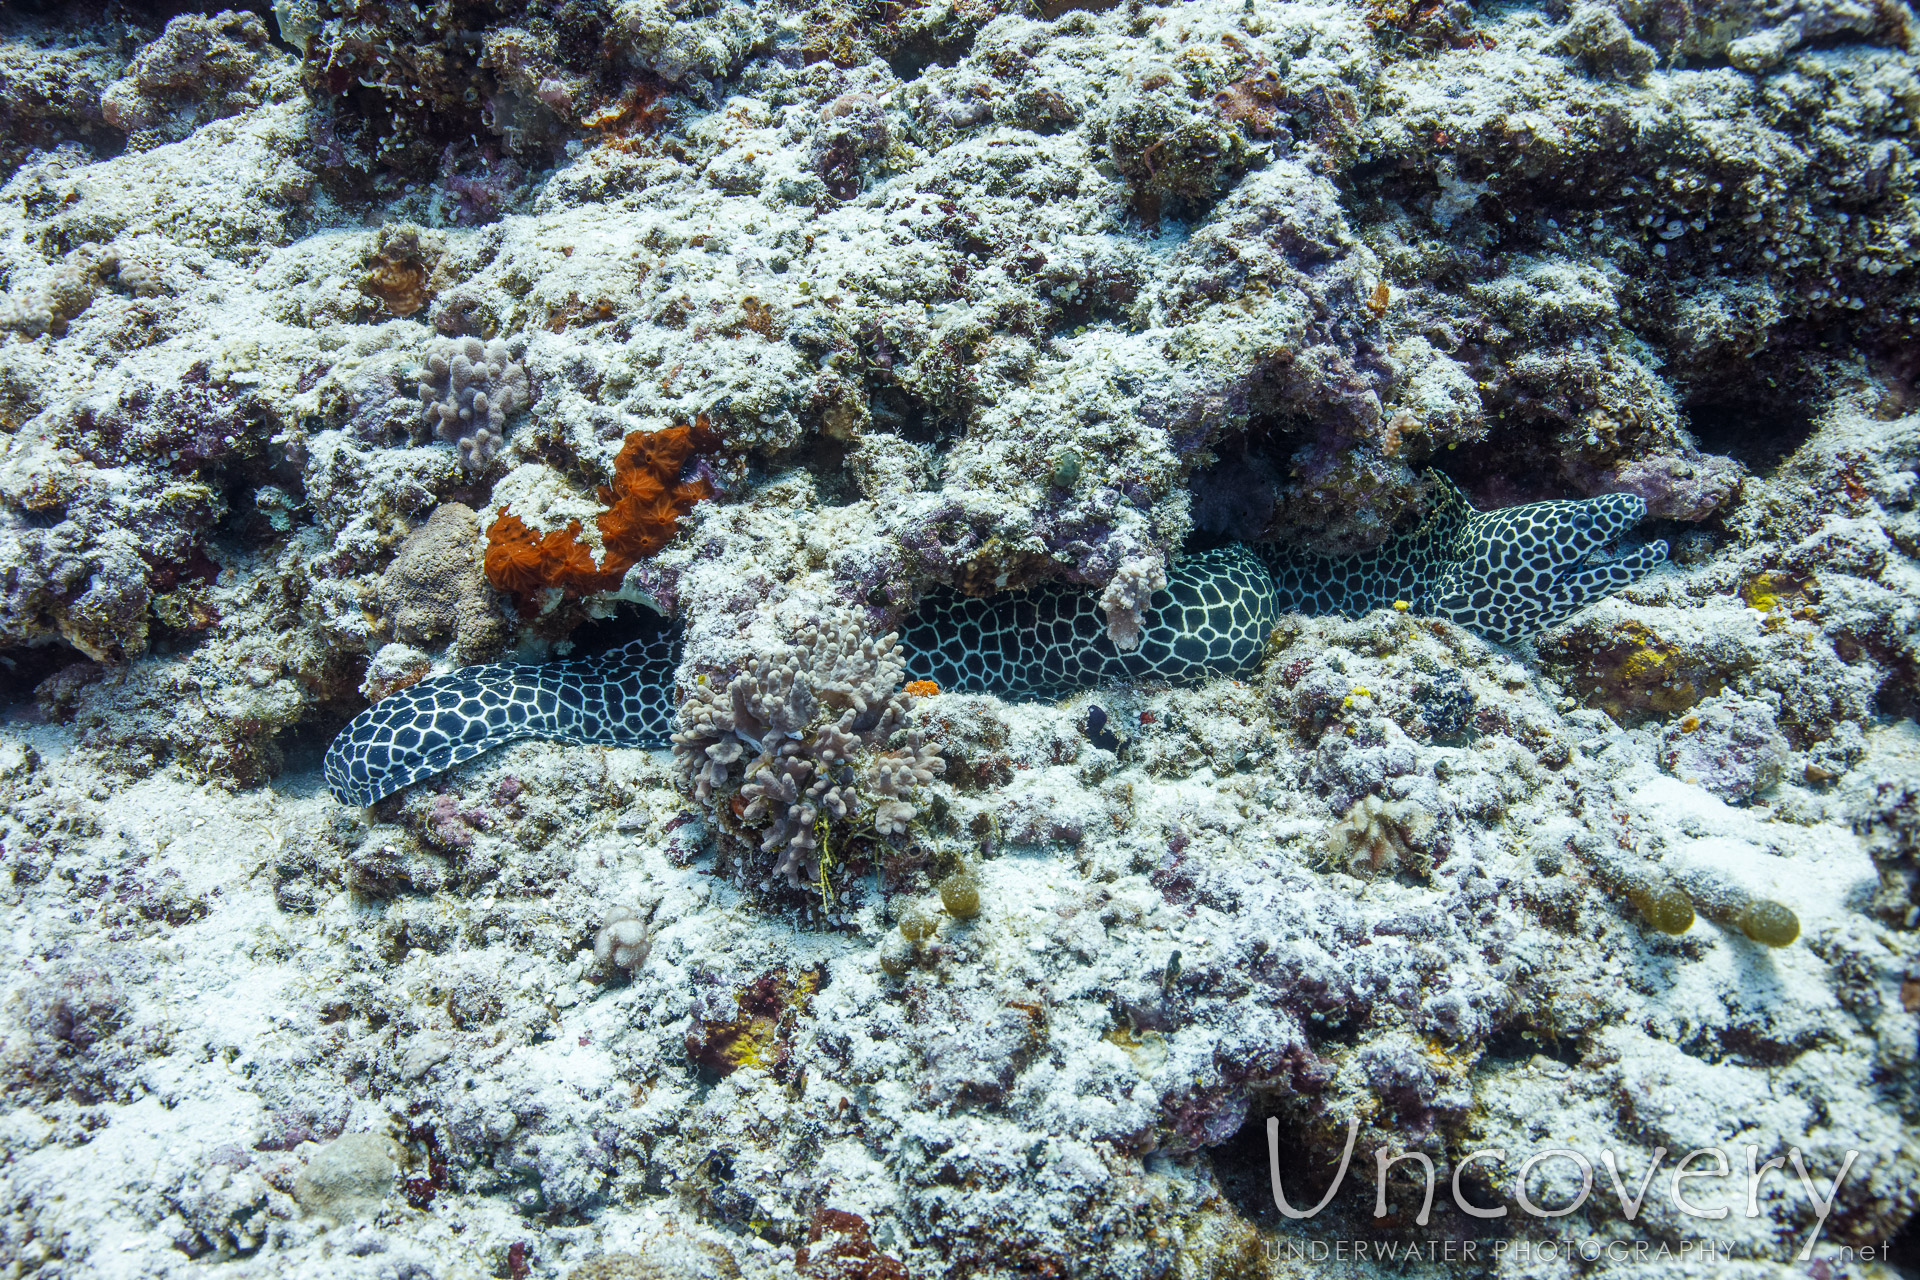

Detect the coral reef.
[
  {"left": 1855, "top": 774, "right": 1920, "bottom": 928},
  {"left": 1326, "top": 793, "right": 1441, "bottom": 878},
  {"left": 0, "top": 14, "right": 133, "bottom": 184},
  {"left": 0, "top": 0, "right": 1917, "bottom": 1274},
  {"left": 100, "top": 10, "right": 278, "bottom": 151}
]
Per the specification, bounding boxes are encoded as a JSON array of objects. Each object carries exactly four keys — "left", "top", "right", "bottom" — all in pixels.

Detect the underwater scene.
[{"left": 0, "top": 0, "right": 1916, "bottom": 1276}]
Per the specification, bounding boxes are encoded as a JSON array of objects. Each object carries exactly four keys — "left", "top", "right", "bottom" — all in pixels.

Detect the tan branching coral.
[
  {"left": 672, "top": 612, "right": 943, "bottom": 899},
  {"left": 1327, "top": 794, "right": 1439, "bottom": 878}
]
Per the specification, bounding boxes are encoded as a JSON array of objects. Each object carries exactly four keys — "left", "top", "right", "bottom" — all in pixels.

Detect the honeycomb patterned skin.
[
  {"left": 899, "top": 544, "right": 1280, "bottom": 697},
  {"left": 324, "top": 477, "right": 1661, "bottom": 805},
  {"left": 1269, "top": 470, "right": 1667, "bottom": 645},
  {"left": 324, "top": 631, "right": 677, "bottom": 805}
]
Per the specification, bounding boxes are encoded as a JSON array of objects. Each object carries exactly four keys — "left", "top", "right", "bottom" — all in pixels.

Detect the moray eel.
[
  {"left": 899, "top": 544, "right": 1280, "bottom": 696},
  {"left": 323, "top": 476, "right": 1663, "bottom": 804},
  {"left": 324, "top": 631, "right": 677, "bottom": 806},
  {"left": 1269, "top": 471, "right": 1668, "bottom": 645}
]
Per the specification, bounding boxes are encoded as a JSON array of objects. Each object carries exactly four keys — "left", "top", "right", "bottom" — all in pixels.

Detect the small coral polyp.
[{"left": 483, "top": 419, "right": 715, "bottom": 611}]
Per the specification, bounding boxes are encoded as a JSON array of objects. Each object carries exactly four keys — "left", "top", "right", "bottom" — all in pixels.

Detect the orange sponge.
[{"left": 484, "top": 419, "right": 715, "bottom": 611}]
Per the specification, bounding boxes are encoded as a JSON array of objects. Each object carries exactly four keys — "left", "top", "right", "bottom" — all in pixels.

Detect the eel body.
[
  {"left": 323, "top": 475, "right": 1665, "bottom": 804},
  {"left": 324, "top": 631, "right": 677, "bottom": 806},
  {"left": 898, "top": 544, "right": 1279, "bottom": 697}
]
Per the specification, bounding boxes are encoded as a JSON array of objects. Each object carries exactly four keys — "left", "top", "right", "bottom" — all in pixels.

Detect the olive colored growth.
[
  {"left": 1737, "top": 898, "right": 1800, "bottom": 947},
  {"left": 940, "top": 871, "right": 981, "bottom": 919},
  {"left": 1048, "top": 449, "right": 1082, "bottom": 491},
  {"left": 1627, "top": 881, "right": 1695, "bottom": 935},
  {"left": 898, "top": 909, "right": 937, "bottom": 943},
  {"left": 877, "top": 939, "right": 913, "bottom": 977}
]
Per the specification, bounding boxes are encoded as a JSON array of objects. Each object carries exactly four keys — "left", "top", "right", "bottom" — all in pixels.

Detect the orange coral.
[
  {"left": 903, "top": 679, "right": 940, "bottom": 698},
  {"left": 482, "top": 513, "right": 623, "bottom": 603},
  {"left": 596, "top": 418, "right": 716, "bottom": 561},
  {"left": 484, "top": 419, "right": 716, "bottom": 611}
]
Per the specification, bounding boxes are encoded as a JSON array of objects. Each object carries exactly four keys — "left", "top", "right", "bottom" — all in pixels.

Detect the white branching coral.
[
  {"left": 672, "top": 612, "right": 944, "bottom": 896},
  {"left": 417, "top": 337, "right": 529, "bottom": 471}
]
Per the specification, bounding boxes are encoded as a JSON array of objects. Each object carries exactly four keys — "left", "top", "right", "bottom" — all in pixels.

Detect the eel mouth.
[{"left": 1577, "top": 535, "right": 1650, "bottom": 569}]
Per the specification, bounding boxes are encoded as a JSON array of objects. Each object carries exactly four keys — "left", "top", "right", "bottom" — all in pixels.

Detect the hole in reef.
[
  {"left": 1443, "top": 418, "right": 1580, "bottom": 508},
  {"left": 1049, "top": 282, "right": 1139, "bottom": 337},
  {"left": 1210, "top": 1099, "right": 1287, "bottom": 1234},
  {"left": 793, "top": 433, "right": 858, "bottom": 505},
  {"left": 1187, "top": 444, "right": 1283, "bottom": 552},
  {"left": 1481, "top": 1022, "right": 1581, "bottom": 1066},
  {"left": 0, "top": 643, "right": 91, "bottom": 710},
  {"left": 1210, "top": 1097, "right": 1445, "bottom": 1240},
  {"left": 1034, "top": 0, "right": 1122, "bottom": 16},
  {"left": 884, "top": 32, "right": 973, "bottom": 82},
  {"left": 1884, "top": 1204, "right": 1920, "bottom": 1274},
  {"left": 1214, "top": 1096, "right": 1530, "bottom": 1245},
  {"left": 1685, "top": 400, "right": 1815, "bottom": 477},
  {"left": 276, "top": 710, "right": 348, "bottom": 780},
  {"left": 871, "top": 384, "right": 934, "bottom": 441},
  {"left": 1184, "top": 419, "right": 1308, "bottom": 551}
]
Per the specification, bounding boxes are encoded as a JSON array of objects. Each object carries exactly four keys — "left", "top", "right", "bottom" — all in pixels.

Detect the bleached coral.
[
  {"left": 1097, "top": 557, "right": 1169, "bottom": 652},
  {"left": 417, "top": 338, "right": 530, "bottom": 472},
  {"left": 592, "top": 906, "right": 651, "bottom": 974},
  {"left": 673, "top": 611, "right": 943, "bottom": 895},
  {"left": 1327, "top": 793, "right": 1441, "bottom": 878}
]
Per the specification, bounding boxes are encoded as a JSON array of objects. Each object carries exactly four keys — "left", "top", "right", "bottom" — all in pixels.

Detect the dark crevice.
[
  {"left": 1685, "top": 400, "right": 1816, "bottom": 477},
  {"left": 787, "top": 433, "right": 858, "bottom": 505},
  {"left": 274, "top": 710, "right": 345, "bottom": 780},
  {"left": 1884, "top": 1206, "right": 1920, "bottom": 1275},
  {"left": 884, "top": 35, "right": 972, "bottom": 83},
  {"left": 1211, "top": 1098, "right": 1490, "bottom": 1244},
  {"left": 1034, "top": 0, "right": 1122, "bottom": 19},
  {"left": 1482, "top": 1022, "right": 1582, "bottom": 1066},
  {"left": 870, "top": 384, "right": 933, "bottom": 441},
  {"left": 0, "top": 643, "right": 91, "bottom": 709}
]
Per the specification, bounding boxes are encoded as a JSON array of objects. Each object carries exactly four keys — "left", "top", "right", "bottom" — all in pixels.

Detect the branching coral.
[
  {"left": 1326, "top": 794, "right": 1440, "bottom": 878},
  {"left": 482, "top": 420, "right": 714, "bottom": 610},
  {"left": 672, "top": 612, "right": 943, "bottom": 901}
]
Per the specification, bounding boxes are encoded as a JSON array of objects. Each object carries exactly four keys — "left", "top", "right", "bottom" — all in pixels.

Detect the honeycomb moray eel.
[
  {"left": 325, "top": 631, "right": 678, "bottom": 806},
  {"left": 1267, "top": 470, "right": 1668, "bottom": 646},
  {"left": 323, "top": 475, "right": 1664, "bottom": 804}
]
